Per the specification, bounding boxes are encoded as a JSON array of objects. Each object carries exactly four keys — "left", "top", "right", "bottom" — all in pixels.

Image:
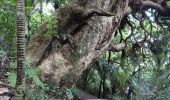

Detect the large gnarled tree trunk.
[{"left": 26, "top": 0, "right": 129, "bottom": 87}]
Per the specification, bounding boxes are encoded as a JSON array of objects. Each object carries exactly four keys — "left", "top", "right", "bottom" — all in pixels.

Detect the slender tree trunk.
[{"left": 15, "top": 0, "right": 25, "bottom": 99}]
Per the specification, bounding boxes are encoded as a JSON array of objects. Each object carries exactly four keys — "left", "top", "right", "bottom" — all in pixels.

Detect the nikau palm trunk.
[
  {"left": 16, "top": 0, "right": 25, "bottom": 86},
  {"left": 15, "top": 1, "right": 26, "bottom": 100},
  {"left": 15, "top": 0, "right": 25, "bottom": 99}
]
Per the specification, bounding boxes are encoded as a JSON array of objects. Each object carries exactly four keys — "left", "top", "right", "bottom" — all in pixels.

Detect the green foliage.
[
  {"left": 0, "top": 50, "right": 5, "bottom": 57},
  {"left": 71, "top": 88, "right": 79, "bottom": 96},
  {"left": 25, "top": 87, "right": 49, "bottom": 100},
  {"left": 6, "top": 72, "right": 16, "bottom": 87},
  {"left": 6, "top": 62, "right": 45, "bottom": 88},
  {"left": 116, "top": 68, "right": 130, "bottom": 88},
  {"left": 25, "top": 67, "right": 45, "bottom": 88},
  {"left": 46, "top": 17, "right": 59, "bottom": 37},
  {"left": 64, "top": 88, "right": 74, "bottom": 100},
  {"left": 0, "top": 0, "right": 16, "bottom": 52},
  {"left": 9, "top": 61, "right": 17, "bottom": 68}
]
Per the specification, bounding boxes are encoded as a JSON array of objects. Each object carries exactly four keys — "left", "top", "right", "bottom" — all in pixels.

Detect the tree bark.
[
  {"left": 15, "top": 0, "right": 25, "bottom": 99},
  {"left": 26, "top": 0, "right": 129, "bottom": 87}
]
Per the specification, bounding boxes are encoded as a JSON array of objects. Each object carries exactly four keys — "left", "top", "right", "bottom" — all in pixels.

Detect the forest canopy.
[{"left": 0, "top": 0, "right": 170, "bottom": 99}]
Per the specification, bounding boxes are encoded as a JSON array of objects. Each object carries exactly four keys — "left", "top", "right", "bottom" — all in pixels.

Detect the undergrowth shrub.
[{"left": 6, "top": 61, "right": 74, "bottom": 99}]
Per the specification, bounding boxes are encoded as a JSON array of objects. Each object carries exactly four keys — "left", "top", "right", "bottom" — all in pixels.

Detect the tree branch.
[
  {"left": 142, "top": 1, "right": 165, "bottom": 12},
  {"left": 107, "top": 42, "right": 126, "bottom": 52}
]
